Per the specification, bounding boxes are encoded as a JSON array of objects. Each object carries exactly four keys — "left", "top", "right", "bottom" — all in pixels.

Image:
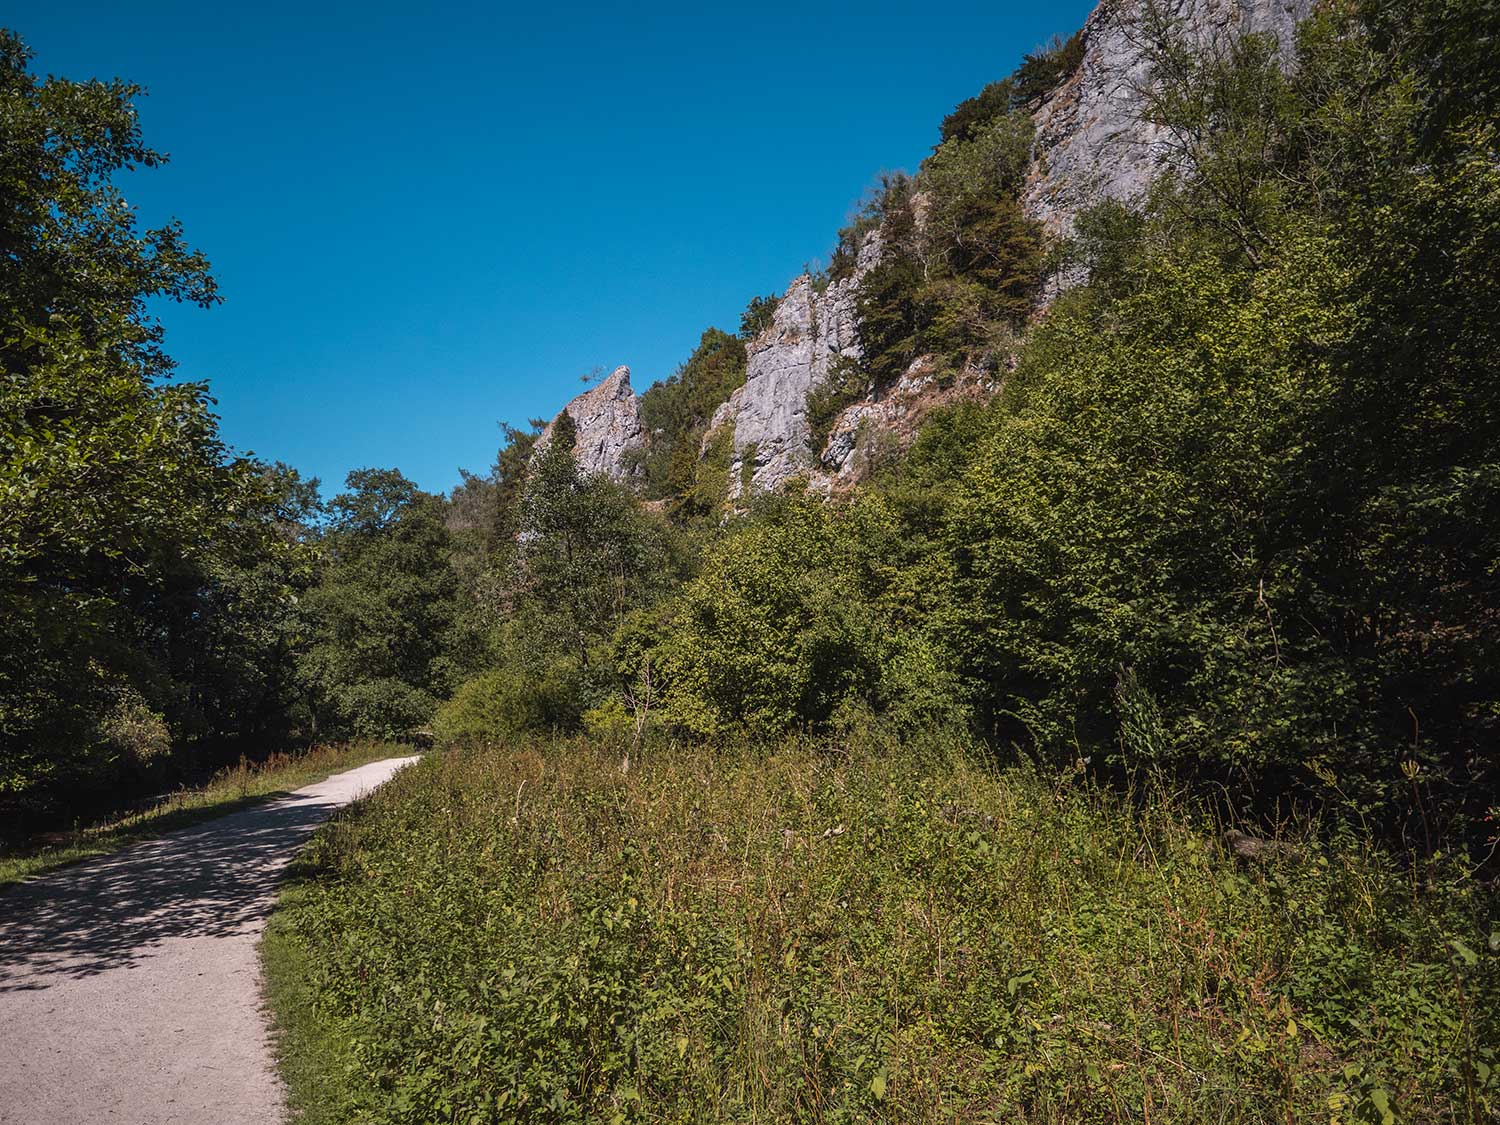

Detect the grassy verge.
[
  {"left": 263, "top": 870, "right": 376, "bottom": 1125},
  {"left": 0, "top": 741, "right": 404, "bottom": 887},
  {"left": 267, "top": 732, "right": 1500, "bottom": 1123}
]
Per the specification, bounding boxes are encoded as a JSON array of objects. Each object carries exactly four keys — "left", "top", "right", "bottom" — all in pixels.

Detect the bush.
[
  {"left": 637, "top": 329, "right": 748, "bottom": 506},
  {"left": 938, "top": 78, "right": 1015, "bottom": 145},
  {"left": 330, "top": 679, "right": 436, "bottom": 740},
  {"left": 738, "top": 293, "right": 779, "bottom": 340},
  {"left": 657, "top": 494, "right": 963, "bottom": 737},
  {"left": 1010, "top": 31, "right": 1085, "bottom": 106},
  {"left": 99, "top": 689, "right": 173, "bottom": 781},
  {"left": 580, "top": 699, "right": 636, "bottom": 745},
  {"left": 433, "top": 666, "right": 580, "bottom": 746},
  {"left": 805, "top": 355, "right": 869, "bottom": 454},
  {"left": 930, "top": 2, "right": 1500, "bottom": 841},
  {"left": 847, "top": 114, "right": 1044, "bottom": 391}
]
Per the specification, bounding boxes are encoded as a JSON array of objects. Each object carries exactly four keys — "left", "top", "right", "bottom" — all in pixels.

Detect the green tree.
[
  {"left": 637, "top": 328, "right": 747, "bottom": 509},
  {"left": 0, "top": 30, "right": 287, "bottom": 819},
  {"left": 739, "top": 293, "right": 780, "bottom": 340},
  {"left": 936, "top": 0, "right": 1500, "bottom": 841},
  {"left": 659, "top": 493, "right": 964, "bottom": 737},
  {"left": 301, "top": 470, "right": 459, "bottom": 738},
  {"left": 513, "top": 432, "right": 672, "bottom": 674},
  {"left": 938, "top": 79, "right": 1015, "bottom": 145}
]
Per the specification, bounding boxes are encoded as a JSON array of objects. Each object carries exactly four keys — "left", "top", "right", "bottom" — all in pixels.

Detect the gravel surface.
[{"left": 0, "top": 756, "right": 419, "bottom": 1124}]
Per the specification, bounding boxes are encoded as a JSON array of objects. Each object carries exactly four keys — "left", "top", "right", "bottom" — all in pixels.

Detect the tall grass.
[
  {"left": 0, "top": 741, "right": 404, "bottom": 887},
  {"left": 272, "top": 733, "right": 1499, "bottom": 1123}
]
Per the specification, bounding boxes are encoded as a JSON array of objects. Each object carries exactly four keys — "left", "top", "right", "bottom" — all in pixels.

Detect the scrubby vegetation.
[
  {"left": 812, "top": 48, "right": 1047, "bottom": 438},
  {"left": 637, "top": 328, "right": 749, "bottom": 509},
  {"left": 266, "top": 2, "right": 1500, "bottom": 1117},
  {"left": 274, "top": 737, "right": 1498, "bottom": 1123}
]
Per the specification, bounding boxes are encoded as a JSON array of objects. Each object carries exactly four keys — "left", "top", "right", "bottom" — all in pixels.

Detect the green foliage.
[
  {"left": 828, "top": 173, "right": 906, "bottom": 284},
  {"left": 1010, "top": 31, "right": 1085, "bottom": 106},
  {"left": 433, "top": 667, "right": 580, "bottom": 746},
  {"left": 930, "top": 0, "right": 1500, "bottom": 838},
  {"left": 804, "top": 355, "right": 869, "bottom": 454},
  {"left": 684, "top": 424, "right": 734, "bottom": 519},
  {"left": 0, "top": 31, "right": 317, "bottom": 820},
  {"left": 637, "top": 328, "right": 747, "bottom": 508},
  {"left": 841, "top": 112, "right": 1043, "bottom": 405},
  {"left": 98, "top": 686, "right": 173, "bottom": 782},
  {"left": 938, "top": 78, "right": 1016, "bottom": 146},
  {"left": 940, "top": 32, "right": 1082, "bottom": 144},
  {"left": 657, "top": 493, "right": 966, "bottom": 737},
  {"left": 738, "top": 293, "right": 779, "bottom": 341},
  {"left": 516, "top": 440, "right": 674, "bottom": 668},
  {"left": 301, "top": 470, "right": 458, "bottom": 738},
  {"left": 437, "top": 432, "right": 686, "bottom": 745},
  {"left": 273, "top": 736, "right": 1500, "bottom": 1123}
]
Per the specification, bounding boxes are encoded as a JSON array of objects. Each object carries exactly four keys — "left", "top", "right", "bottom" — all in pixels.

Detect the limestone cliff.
[
  {"left": 817, "top": 359, "right": 1000, "bottom": 491},
  {"left": 534, "top": 365, "right": 645, "bottom": 482},
  {"left": 1022, "top": 0, "right": 1313, "bottom": 236},
  {"left": 523, "top": 0, "right": 1313, "bottom": 497},
  {"left": 708, "top": 232, "right": 881, "bottom": 497}
]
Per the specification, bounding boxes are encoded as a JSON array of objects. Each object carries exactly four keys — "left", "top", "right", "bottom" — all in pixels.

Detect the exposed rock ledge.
[
  {"left": 524, "top": 0, "right": 1317, "bottom": 497},
  {"left": 710, "top": 231, "right": 883, "bottom": 499},
  {"left": 814, "top": 357, "right": 1000, "bottom": 492}
]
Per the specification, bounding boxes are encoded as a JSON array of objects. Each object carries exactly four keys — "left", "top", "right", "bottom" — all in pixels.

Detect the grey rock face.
[
  {"left": 535, "top": 365, "right": 646, "bottom": 481},
  {"left": 716, "top": 232, "right": 881, "bottom": 498},
  {"left": 519, "top": 0, "right": 1317, "bottom": 496},
  {"left": 1023, "top": 0, "right": 1313, "bottom": 237}
]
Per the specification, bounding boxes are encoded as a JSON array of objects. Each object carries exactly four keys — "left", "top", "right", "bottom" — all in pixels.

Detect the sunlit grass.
[{"left": 267, "top": 732, "right": 1499, "bottom": 1123}]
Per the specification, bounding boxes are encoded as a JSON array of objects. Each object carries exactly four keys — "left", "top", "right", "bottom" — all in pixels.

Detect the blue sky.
[{"left": 23, "top": 1, "right": 1096, "bottom": 495}]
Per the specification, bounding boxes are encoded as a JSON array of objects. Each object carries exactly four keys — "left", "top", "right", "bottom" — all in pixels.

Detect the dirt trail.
[{"left": 0, "top": 755, "right": 418, "bottom": 1124}]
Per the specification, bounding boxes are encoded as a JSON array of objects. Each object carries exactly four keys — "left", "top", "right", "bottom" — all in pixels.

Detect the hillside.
[{"left": 539, "top": 0, "right": 1318, "bottom": 501}]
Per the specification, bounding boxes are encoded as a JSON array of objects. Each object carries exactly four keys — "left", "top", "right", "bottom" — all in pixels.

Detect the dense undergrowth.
[{"left": 271, "top": 737, "right": 1499, "bottom": 1123}]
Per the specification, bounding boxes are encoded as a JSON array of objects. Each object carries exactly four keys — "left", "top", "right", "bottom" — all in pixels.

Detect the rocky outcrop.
[
  {"left": 535, "top": 365, "right": 645, "bottom": 481},
  {"left": 520, "top": 0, "right": 1316, "bottom": 497},
  {"left": 712, "top": 232, "right": 882, "bottom": 498},
  {"left": 1022, "top": 0, "right": 1313, "bottom": 237},
  {"left": 815, "top": 357, "right": 1000, "bottom": 491}
]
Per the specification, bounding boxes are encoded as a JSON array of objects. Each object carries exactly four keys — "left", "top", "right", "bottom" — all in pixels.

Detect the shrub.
[
  {"left": 805, "top": 355, "right": 869, "bottom": 454},
  {"left": 99, "top": 689, "right": 173, "bottom": 780},
  {"left": 738, "top": 293, "right": 779, "bottom": 340},
  {"left": 580, "top": 698, "right": 636, "bottom": 745},
  {"left": 938, "top": 78, "right": 1015, "bottom": 145},
  {"left": 330, "top": 679, "right": 436, "bottom": 740},
  {"left": 637, "top": 329, "right": 747, "bottom": 506},
  {"left": 1010, "top": 31, "right": 1085, "bottom": 106},
  {"left": 657, "top": 494, "right": 963, "bottom": 737},
  {"left": 433, "top": 666, "right": 580, "bottom": 746}
]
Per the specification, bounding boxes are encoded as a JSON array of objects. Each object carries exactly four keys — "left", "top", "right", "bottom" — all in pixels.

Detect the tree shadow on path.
[{"left": 0, "top": 789, "right": 351, "bottom": 990}]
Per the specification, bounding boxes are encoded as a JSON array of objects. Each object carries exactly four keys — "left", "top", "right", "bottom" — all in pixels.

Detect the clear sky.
[{"left": 22, "top": 1, "right": 1097, "bottom": 496}]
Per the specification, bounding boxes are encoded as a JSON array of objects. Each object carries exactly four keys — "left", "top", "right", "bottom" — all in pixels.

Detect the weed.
[{"left": 270, "top": 735, "right": 1499, "bottom": 1122}]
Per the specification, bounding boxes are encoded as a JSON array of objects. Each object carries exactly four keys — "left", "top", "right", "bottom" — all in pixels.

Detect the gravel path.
[{"left": 0, "top": 755, "right": 419, "bottom": 1124}]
